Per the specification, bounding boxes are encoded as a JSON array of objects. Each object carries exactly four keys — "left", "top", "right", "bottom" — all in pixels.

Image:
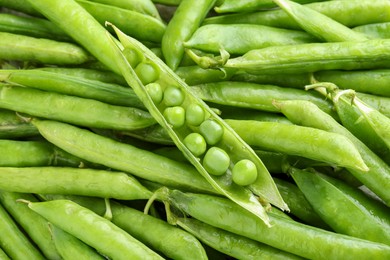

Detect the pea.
[
  {"left": 186, "top": 104, "right": 205, "bottom": 126},
  {"left": 203, "top": 147, "right": 230, "bottom": 176},
  {"left": 145, "top": 82, "right": 163, "bottom": 104},
  {"left": 199, "top": 119, "right": 224, "bottom": 145},
  {"left": 163, "top": 106, "right": 185, "bottom": 128},
  {"left": 163, "top": 86, "right": 184, "bottom": 106},
  {"left": 183, "top": 133, "right": 207, "bottom": 157},
  {"left": 122, "top": 47, "right": 143, "bottom": 68},
  {"left": 232, "top": 159, "right": 258, "bottom": 186},
  {"left": 134, "top": 62, "right": 159, "bottom": 85}
]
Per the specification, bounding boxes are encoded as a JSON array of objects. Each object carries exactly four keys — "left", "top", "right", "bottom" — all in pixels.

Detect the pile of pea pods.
[{"left": 1, "top": 0, "right": 390, "bottom": 259}]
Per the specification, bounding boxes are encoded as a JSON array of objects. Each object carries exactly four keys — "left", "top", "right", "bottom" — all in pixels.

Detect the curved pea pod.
[
  {"left": 290, "top": 167, "right": 390, "bottom": 246},
  {"left": 176, "top": 217, "right": 304, "bottom": 260},
  {"left": 25, "top": 200, "right": 164, "bottom": 260},
  {"left": 161, "top": 188, "right": 390, "bottom": 260},
  {"left": 49, "top": 224, "right": 105, "bottom": 260},
  {"left": 76, "top": 0, "right": 166, "bottom": 43},
  {"left": 0, "top": 84, "right": 155, "bottom": 131},
  {"left": 190, "top": 81, "right": 335, "bottom": 116},
  {"left": 0, "top": 108, "right": 39, "bottom": 139},
  {"left": 356, "top": 92, "right": 390, "bottom": 118},
  {"left": 0, "top": 191, "right": 61, "bottom": 260},
  {"left": 175, "top": 65, "right": 236, "bottom": 86},
  {"left": 226, "top": 119, "right": 368, "bottom": 172},
  {"left": 274, "top": 100, "right": 390, "bottom": 206},
  {"left": 0, "top": 32, "right": 91, "bottom": 65},
  {"left": 273, "top": 0, "right": 369, "bottom": 42},
  {"left": 184, "top": 24, "right": 317, "bottom": 55},
  {"left": 108, "top": 25, "right": 288, "bottom": 225},
  {"left": 0, "top": 203, "right": 44, "bottom": 260},
  {"left": 353, "top": 22, "right": 390, "bottom": 39},
  {"left": 0, "top": 167, "right": 152, "bottom": 200}
]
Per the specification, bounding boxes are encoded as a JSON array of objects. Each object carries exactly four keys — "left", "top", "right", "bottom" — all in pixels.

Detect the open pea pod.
[{"left": 107, "top": 25, "right": 287, "bottom": 226}]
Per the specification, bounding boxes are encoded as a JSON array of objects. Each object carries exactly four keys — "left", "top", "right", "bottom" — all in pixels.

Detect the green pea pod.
[
  {"left": 0, "top": 203, "right": 44, "bottom": 260},
  {"left": 0, "top": 191, "right": 61, "bottom": 260},
  {"left": 356, "top": 92, "right": 390, "bottom": 118},
  {"left": 0, "top": 69, "right": 145, "bottom": 109},
  {"left": 353, "top": 22, "right": 390, "bottom": 39},
  {"left": 184, "top": 24, "right": 316, "bottom": 55},
  {"left": 26, "top": 200, "right": 164, "bottom": 260},
  {"left": 109, "top": 25, "right": 288, "bottom": 225},
  {"left": 0, "top": 84, "right": 155, "bottom": 131},
  {"left": 162, "top": 0, "right": 217, "bottom": 70},
  {"left": 354, "top": 97, "right": 390, "bottom": 150},
  {"left": 0, "top": 247, "right": 10, "bottom": 260},
  {"left": 0, "top": 13, "right": 71, "bottom": 42},
  {"left": 175, "top": 65, "right": 236, "bottom": 86},
  {"left": 290, "top": 167, "right": 390, "bottom": 246},
  {"left": 204, "top": 0, "right": 390, "bottom": 30},
  {"left": 176, "top": 217, "right": 304, "bottom": 260},
  {"left": 273, "top": 0, "right": 369, "bottom": 42},
  {"left": 49, "top": 224, "right": 105, "bottom": 260},
  {"left": 214, "top": 0, "right": 325, "bottom": 13},
  {"left": 0, "top": 167, "right": 152, "bottom": 200},
  {"left": 76, "top": 0, "right": 166, "bottom": 43},
  {"left": 226, "top": 119, "right": 368, "bottom": 171},
  {"left": 159, "top": 188, "right": 390, "bottom": 260},
  {"left": 33, "top": 119, "right": 216, "bottom": 194},
  {"left": 0, "top": 32, "right": 91, "bottom": 65},
  {"left": 274, "top": 100, "right": 390, "bottom": 206},
  {"left": 0, "top": 108, "right": 39, "bottom": 139},
  {"left": 190, "top": 81, "right": 335, "bottom": 116}
]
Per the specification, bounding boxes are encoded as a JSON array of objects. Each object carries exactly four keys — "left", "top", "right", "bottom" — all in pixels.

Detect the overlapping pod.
[{"left": 106, "top": 24, "right": 288, "bottom": 226}]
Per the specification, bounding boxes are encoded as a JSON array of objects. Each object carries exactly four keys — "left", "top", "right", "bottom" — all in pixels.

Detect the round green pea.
[
  {"left": 145, "top": 82, "right": 163, "bottom": 104},
  {"left": 135, "top": 62, "right": 159, "bottom": 85},
  {"left": 203, "top": 147, "right": 230, "bottom": 176},
  {"left": 122, "top": 47, "right": 143, "bottom": 68},
  {"left": 199, "top": 119, "right": 224, "bottom": 145},
  {"left": 163, "top": 106, "right": 185, "bottom": 128},
  {"left": 163, "top": 86, "right": 184, "bottom": 106},
  {"left": 183, "top": 133, "right": 207, "bottom": 157},
  {"left": 232, "top": 159, "right": 258, "bottom": 186},
  {"left": 186, "top": 104, "right": 205, "bottom": 126}
]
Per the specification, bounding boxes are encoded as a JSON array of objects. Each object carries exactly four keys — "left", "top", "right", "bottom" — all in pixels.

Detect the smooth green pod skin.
[
  {"left": 163, "top": 189, "right": 390, "bottom": 260},
  {"left": 274, "top": 100, "right": 390, "bottom": 206},
  {"left": 0, "top": 191, "right": 61, "bottom": 260},
  {"left": 0, "top": 13, "right": 71, "bottom": 41},
  {"left": 109, "top": 26, "right": 288, "bottom": 225},
  {"left": 204, "top": 0, "right": 390, "bottom": 30},
  {"left": 87, "top": 0, "right": 161, "bottom": 20},
  {"left": 0, "top": 167, "right": 152, "bottom": 200},
  {"left": 123, "top": 124, "right": 174, "bottom": 145},
  {"left": 175, "top": 66, "right": 236, "bottom": 86},
  {"left": 0, "top": 85, "right": 155, "bottom": 131},
  {"left": 273, "top": 0, "right": 369, "bottom": 42},
  {"left": 33, "top": 119, "right": 216, "bottom": 194},
  {"left": 0, "top": 32, "right": 90, "bottom": 65},
  {"left": 162, "top": 0, "right": 217, "bottom": 70},
  {"left": 314, "top": 70, "right": 390, "bottom": 97},
  {"left": 36, "top": 67, "right": 128, "bottom": 86},
  {"left": 27, "top": 200, "right": 164, "bottom": 260},
  {"left": 0, "top": 0, "right": 42, "bottom": 17},
  {"left": 0, "top": 108, "right": 39, "bottom": 139},
  {"left": 224, "top": 39, "right": 390, "bottom": 75},
  {"left": 190, "top": 81, "right": 335, "bottom": 116},
  {"left": 0, "top": 69, "right": 145, "bottom": 109},
  {"left": 176, "top": 217, "right": 303, "bottom": 260},
  {"left": 0, "top": 248, "right": 10, "bottom": 260},
  {"left": 226, "top": 119, "right": 368, "bottom": 172},
  {"left": 354, "top": 97, "right": 390, "bottom": 149},
  {"left": 184, "top": 24, "right": 317, "bottom": 55},
  {"left": 26, "top": 0, "right": 122, "bottom": 74},
  {"left": 214, "top": 0, "right": 325, "bottom": 13},
  {"left": 77, "top": 0, "right": 166, "bottom": 43},
  {"left": 357, "top": 92, "right": 390, "bottom": 118},
  {"left": 290, "top": 168, "right": 390, "bottom": 246},
  {"left": 0, "top": 203, "right": 44, "bottom": 260},
  {"left": 273, "top": 178, "right": 330, "bottom": 229},
  {"left": 353, "top": 22, "right": 390, "bottom": 39},
  {"left": 49, "top": 224, "right": 105, "bottom": 260},
  {"left": 0, "top": 140, "right": 95, "bottom": 168}
]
